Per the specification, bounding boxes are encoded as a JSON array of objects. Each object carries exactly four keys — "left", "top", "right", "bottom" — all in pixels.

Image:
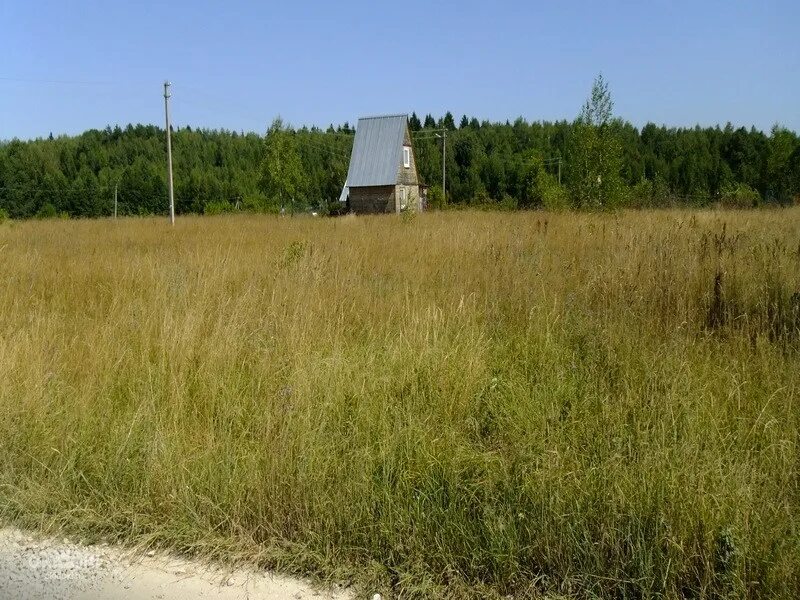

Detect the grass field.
[{"left": 0, "top": 209, "right": 798, "bottom": 598}]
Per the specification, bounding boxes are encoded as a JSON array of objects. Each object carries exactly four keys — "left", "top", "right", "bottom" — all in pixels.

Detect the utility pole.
[
  {"left": 442, "top": 129, "right": 447, "bottom": 205},
  {"left": 163, "top": 81, "right": 175, "bottom": 225},
  {"left": 114, "top": 183, "right": 118, "bottom": 219},
  {"left": 543, "top": 156, "right": 563, "bottom": 186}
]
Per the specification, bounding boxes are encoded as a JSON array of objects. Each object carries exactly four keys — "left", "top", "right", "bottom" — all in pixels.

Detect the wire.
[
  {"left": 0, "top": 184, "right": 114, "bottom": 193},
  {"left": 310, "top": 131, "right": 355, "bottom": 138},
  {"left": 0, "top": 76, "right": 119, "bottom": 86},
  {"left": 296, "top": 136, "right": 353, "bottom": 160},
  {"left": 300, "top": 143, "right": 350, "bottom": 161},
  {"left": 299, "top": 135, "right": 350, "bottom": 152}
]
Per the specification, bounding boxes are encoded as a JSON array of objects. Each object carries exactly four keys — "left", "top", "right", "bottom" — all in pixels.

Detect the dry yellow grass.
[{"left": 0, "top": 209, "right": 798, "bottom": 598}]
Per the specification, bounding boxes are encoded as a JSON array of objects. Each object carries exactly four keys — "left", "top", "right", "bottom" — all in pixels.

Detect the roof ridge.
[{"left": 358, "top": 113, "right": 408, "bottom": 121}]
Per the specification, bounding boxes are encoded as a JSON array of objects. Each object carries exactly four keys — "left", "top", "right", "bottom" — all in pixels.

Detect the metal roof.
[{"left": 345, "top": 114, "right": 408, "bottom": 187}]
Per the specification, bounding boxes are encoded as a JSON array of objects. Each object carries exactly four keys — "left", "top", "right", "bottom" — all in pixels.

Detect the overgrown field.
[{"left": 0, "top": 210, "right": 799, "bottom": 598}]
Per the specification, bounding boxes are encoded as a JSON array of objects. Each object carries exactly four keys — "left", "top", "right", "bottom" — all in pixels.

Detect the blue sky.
[{"left": 2, "top": 0, "right": 798, "bottom": 140}]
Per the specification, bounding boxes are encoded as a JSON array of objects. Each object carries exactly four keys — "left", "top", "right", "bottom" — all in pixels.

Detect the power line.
[
  {"left": 0, "top": 76, "right": 118, "bottom": 86},
  {"left": 297, "top": 137, "right": 352, "bottom": 160},
  {"left": 299, "top": 137, "right": 350, "bottom": 155},
  {"left": 306, "top": 130, "right": 355, "bottom": 138}
]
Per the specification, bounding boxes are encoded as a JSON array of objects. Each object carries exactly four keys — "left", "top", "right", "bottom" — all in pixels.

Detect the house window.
[
  {"left": 399, "top": 187, "right": 406, "bottom": 209},
  {"left": 403, "top": 146, "right": 411, "bottom": 168}
]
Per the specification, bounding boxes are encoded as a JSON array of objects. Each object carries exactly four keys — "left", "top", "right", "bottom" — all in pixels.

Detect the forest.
[{"left": 1, "top": 87, "right": 799, "bottom": 219}]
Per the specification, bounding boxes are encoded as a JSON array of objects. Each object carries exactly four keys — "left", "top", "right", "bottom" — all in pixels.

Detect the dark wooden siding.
[{"left": 349, "top": 185, "right": 396, "bottom": 214}]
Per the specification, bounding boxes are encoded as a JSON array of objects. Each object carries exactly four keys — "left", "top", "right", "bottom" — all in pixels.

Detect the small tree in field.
[
  {"left": 259, "top": 118, "right": 307, "bottom": 212},
  {"left": 426, "top": 185, "right": 445, "bottom": 210},
  {"left": 568, "top": 74, "right": 625, "bottom": 209}
]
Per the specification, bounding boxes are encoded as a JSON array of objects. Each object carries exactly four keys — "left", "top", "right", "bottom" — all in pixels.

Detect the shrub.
[
  {"left": 471, "top": 187, "right": 492, "bottom": 206},
  {"left": 204, "top": 201, "right": 234, "bottom": 216},
  {"left": 719, "top": 183, "right": 761, "bottom": 209},
  {"left": 426, "top": 185, "right": 445, "bottom": 210},
  {"left": 242, "top": 194, "right": 281, "bottom": 214},
  {"left": 541, "top": 181, "right": 571, "bottom": 211},
  {"left": 400, "top": 204, "right": 417, "bottom": 223},
  {"left": 629, "top": 178, "right": 654, "bottom": 209},
  {"left": 322, "top": 199, "right": 348, "bottom": 217},
  {"left": 0, "top": 207, "right": 8, "bottom": 223},
  {"left": 35, "top": 203, "right": 58, "bottom": 219},
  {"left": 495, "top": 194, "right": 519, "bottom": 211}
]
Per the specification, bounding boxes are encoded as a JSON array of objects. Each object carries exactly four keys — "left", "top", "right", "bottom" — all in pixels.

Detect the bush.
[
  {"left": 541, "top": 181, "right": 571, "bottom": 211},
  {"left": 400, "top": 204, "right": 417, "bottom": 223},
  {"left": 719, "top": 183, "right": 761, "bottom": 209},
  {"left": 35, "top": 203, "right": 58, "bottom": 219},
  {"left": 0, "top": 208, "right": 8, "bottom": 223},
  {"left": 629, "top": 178, "right": 654, "bottom": 209},
  {"left": 322, "top": 199, "right": 348, "bottom": 217},
  {"left": 426, "top": 185, "right": 445, "bottom": 210},
  {"left": 204, "top": 201, "right": 234, "bottom": 216},
  {"left": 242, "top": 194, "right": 281, "bottom": 214},
  {"left": 495, "top": 194, "right": 519, "bottom": 211}
]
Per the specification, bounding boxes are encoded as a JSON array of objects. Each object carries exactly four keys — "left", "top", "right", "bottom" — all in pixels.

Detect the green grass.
[{"left": 0, "top": 209, "right": 798, "bottom": 598}]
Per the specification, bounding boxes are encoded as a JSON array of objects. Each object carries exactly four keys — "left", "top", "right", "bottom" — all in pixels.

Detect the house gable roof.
[{"left": 345, "top": 114, "right": 409, "bottom": 187}]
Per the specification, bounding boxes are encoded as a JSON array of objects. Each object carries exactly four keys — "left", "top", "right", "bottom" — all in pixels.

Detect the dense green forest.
[{"left": 2, "top": 102, "right": 799, "bottom": 219}]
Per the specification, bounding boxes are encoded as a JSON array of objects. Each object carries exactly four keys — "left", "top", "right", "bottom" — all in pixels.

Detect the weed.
[{"left": 0, "top": 209, "right": 798, "bottom": 598}]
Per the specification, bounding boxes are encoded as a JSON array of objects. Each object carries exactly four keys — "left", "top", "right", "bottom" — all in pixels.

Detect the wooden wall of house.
[
  {"left": 395, "top": 184, "right": 421, "bottom": 212},
  {"left": 349, "top": 185, "right": 395, "bottom": 214},
  {"left": 396, "top": 126, "right": 420, "bottom": 187}
]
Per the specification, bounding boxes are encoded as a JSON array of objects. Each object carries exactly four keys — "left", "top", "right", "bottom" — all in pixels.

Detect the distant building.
[{"left": 342, "top": 114, "right": 423, "bottom": 214}]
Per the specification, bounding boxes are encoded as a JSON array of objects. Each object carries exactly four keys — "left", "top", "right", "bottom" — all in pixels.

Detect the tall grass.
[{"left": 0, "top": 210, "right": 798, "bottom": 598}]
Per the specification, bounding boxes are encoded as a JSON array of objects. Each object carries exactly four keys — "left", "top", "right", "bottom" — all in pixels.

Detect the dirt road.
[{"left": 0, "top": 528, "right": 351, "bottom": 600}]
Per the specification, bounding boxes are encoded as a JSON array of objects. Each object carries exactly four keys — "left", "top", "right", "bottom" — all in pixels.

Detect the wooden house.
[{"left": 341, "top": 114, "right": 423, "bottom": 214}]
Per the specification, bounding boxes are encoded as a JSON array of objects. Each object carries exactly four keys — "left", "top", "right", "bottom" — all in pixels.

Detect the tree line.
[{"left": 1, "top": 78, "right": 799, "bottom": 219}]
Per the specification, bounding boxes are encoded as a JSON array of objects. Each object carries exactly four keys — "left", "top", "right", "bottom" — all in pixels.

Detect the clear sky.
[{"left": 2, "top": 0, "right": 798, "bottom": 140}]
